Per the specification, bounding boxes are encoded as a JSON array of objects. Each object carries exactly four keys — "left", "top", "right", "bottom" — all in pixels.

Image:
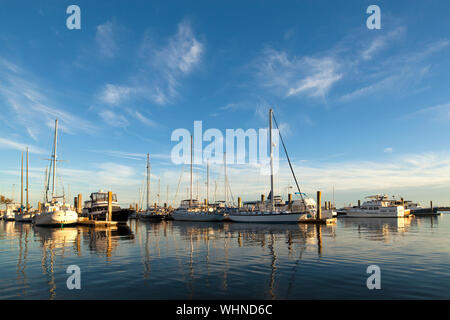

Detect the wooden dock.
[
  {"left": 298, "top": 218, "right": 337, "bottom": 225},
  {"left": 77, "top": 217, "right": 117, "bottom": 227}
]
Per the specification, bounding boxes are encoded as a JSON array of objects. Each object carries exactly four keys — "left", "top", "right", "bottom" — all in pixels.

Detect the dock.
[
  {"left": 298, "top": 218, "right": 337, "bottom": 225},
  {"left": 77, "top": 217, "right": 117, "bottom": 227}
]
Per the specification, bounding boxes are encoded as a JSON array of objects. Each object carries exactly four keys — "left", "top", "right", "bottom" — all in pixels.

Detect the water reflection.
[
  {"left": 0, "top": 215, "right": 448, "bottom": 299},
  {"left": 339, "top": 217, "right": 414, "bottom": 242}
]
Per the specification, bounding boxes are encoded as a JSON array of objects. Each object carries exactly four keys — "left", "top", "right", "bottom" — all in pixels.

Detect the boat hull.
[
  {"left": 82, "top": 209, "right": 131, "bottom": 223},
  {"left": 228, "top": 212, "right": 308, "bottom": 223},
  {"left": 344, "top": 212, "right": 404, "bottom": 218},
  {"left": 14, "top": 213, "right": 33, "bottom": 222},
  {"left": 171, "top": 211, "right": 225, "bottom": 222},
  {"left": 34, "top": 210, "right": 78, "bottom": 226}
]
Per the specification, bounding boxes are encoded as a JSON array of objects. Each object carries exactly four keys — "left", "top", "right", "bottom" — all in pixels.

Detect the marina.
[{"left": 0, "top": 213, "right": 449, "bottom": 299}]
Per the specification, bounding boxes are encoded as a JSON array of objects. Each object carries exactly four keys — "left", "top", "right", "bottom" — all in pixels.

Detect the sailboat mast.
[
  {"left": 26, "top": 147, "right": 29, "bottom": 212},
  {"left": 20, "top": 151, "right": 23, "bottom": 209},
  {"left": 269, "top": 108, "right": 274, "bottom": 212},
  {"left": 206, "top": 160, "right": 209, "bottom": 205},
  {"left": 224, "top": 152, "right": 227, "bottom": 205},
  {"left": 146, "top": 153, "right": 150, "bottom": 210},
  {"left": 190, "top": 135, "right": 193, "bottom": 207},
  {"left": 51, "top": 119, "right": 58, "bottom": 200}
]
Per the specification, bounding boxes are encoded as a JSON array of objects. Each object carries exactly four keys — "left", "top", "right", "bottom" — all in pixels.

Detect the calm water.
[{"left": 0, "top": 214, "right": 449, "bottom": 299}]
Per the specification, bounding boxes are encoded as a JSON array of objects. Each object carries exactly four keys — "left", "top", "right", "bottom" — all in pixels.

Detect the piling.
[
  {"left": 135, "top": 203, "right": 138, "bottom": 212},
  {"left": 261, "top": 194, "right": 265, "bottom": 203},
  {"left": 238, "top": 197, "right": 242, "bottom": 208},
  {"left": 288, "top": 193, "right": 292, "bottom": 211},
  {"left": 358, "top": 200, "right": 361, "bottom": 207},
  {"left": 204, "top": 199, "right": 207, "bottom": 206},
  {"left": 38, "top": 202, "right": 41, "bottom": 213},
  {"left": 430, "top": 201, "right": 433, "bottom": 212},
  {"left": 317, "top": 191, "right": 322, "bottom": 220},
  {"left": 77, "top": 194, "right": 82, "bottom": 214},
  {"left": 107, "top": 191, "right": 112, "bottom": 221}
]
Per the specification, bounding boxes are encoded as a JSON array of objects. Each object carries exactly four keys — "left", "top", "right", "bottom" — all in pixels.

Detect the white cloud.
[
  {"left": 99, "top": 84, "right": 136, "bottom": 105},
  {"left": 0, "top": 56, "right": 95, "bottom": 139},
  {"left": 95, "top": 21, "right": 118, "bottom": 58},
  {"left": 384, "top": 147, "right": 393, "bottom": 153},
  {"left": 0, "top": 137, "right": 45, "bottom": 154},
  {"left": 99, "top": 110, "right": 129, "bottom": 127},
  {"left": 256, "top": 49, "right": 342, "bottom": 99}
]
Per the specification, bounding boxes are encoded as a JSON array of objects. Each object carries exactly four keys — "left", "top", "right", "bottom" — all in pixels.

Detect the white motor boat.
[
  {"left": 345, "top": 195, "right": 405, "bottom": 218},
  {"left": 3, "top": 203, "right": 19, "bottom": 221},
  {"left": 34, "top": 202, "right": 78, "bottom": 226}
]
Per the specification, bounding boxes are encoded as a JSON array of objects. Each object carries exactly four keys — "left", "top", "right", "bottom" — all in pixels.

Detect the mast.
[
  {"left": 269, "top": 108, "right": 274, "bottom": 212},
  {"left": 20, "top": 151, "right": 23, "bottom": 209},
  {"left": 190, "top": 135, "right": 193, "bottom": 207},
  {"left": 26, "top": 147, "right": 29, "bottom": 212},
  {"left": 51, "top": 119, "right": 58, "bottom": 200},
  {"left": 146, "top": 153, "right": 150, "bottom": 210},
  {"left": 224, "top": 152, "right": 227, "bottom": 205},
  {"left": 158, "top": 178, "right": 160, "bottom": 206},
  {"left": 206, "top": 160, "right": 209, "bottom": 205}
]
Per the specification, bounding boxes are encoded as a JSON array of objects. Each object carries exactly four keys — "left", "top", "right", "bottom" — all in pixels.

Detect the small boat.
[
  {"left": 171, "top": 200, "right": 225, "bottom": 222},
  {"left": 344, "top": 195, "right": 405, "bottom": 218},
  {"left": 81, "top": 190, "right": 131, "bottom": 223},
  {"left": 403, "top": 201, "right": 439, "bottom": 215},
  {"left": 33, "top": 119, "right": 79, "bottom": 227},
  {"left": 15, "top": 148, "right": 33, "bottom": 223},
  {"left": 3, "top": 203, "right": 20, "bottom": 221},
  {"left": 170, "top": 136, "right": 225, "bottom": 222},
  {"left": 138, "top": 154, "right": 168, "bottom": 221},
  {"left": 228, "top": 109, "right": 315, "bottom": 223}
]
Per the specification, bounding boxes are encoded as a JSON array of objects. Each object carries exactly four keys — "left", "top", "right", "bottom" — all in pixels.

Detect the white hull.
[
  {"left": 14, "top": 213, "right": 33, "bottom": 222},
  {"left": 172, "top": 210, "right": 225, "bottom": 222},
  {"left": 344, "top": 211, "right": 404, "bottom": 218},
  {"left": 3, "top": 212, "right": 16, "bottom": 221},
  {"left": 228, "top": 212, "right": 308, "bottom": 223},
  {"left": 34, "top": 210, "right": 78, "bottom": 226}
]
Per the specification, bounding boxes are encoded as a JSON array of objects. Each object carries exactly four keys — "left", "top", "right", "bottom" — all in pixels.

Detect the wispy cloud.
[
  {"left": 95, "top": 20, "right": 118, "bottom": 58},
  {"left": 97, "top": 19, "right": 204, "bottom": 109},
  {"left": 99, "top": 110, "right": 129, "bottom": 127},
  {"left": 99, "top": 84, "right": 136, "bottom": 105},
  {"left": 0, "top": 56, "right": 95, "bottom": 139},
  {"left": 0, "top": 137, "right": 45, "bottom": 154},
  {"left": 255, "top": 48, "right": 342, "bottom": 99}
]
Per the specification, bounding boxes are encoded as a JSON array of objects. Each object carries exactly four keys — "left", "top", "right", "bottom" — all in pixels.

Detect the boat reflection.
[{"left": 339, "top": 217, "right": 413, "bottom": 241}]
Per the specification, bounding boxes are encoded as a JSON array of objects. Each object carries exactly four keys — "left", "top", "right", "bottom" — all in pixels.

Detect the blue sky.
[{"left": 1, "top": 0, "right": 450, "bottom": 208}]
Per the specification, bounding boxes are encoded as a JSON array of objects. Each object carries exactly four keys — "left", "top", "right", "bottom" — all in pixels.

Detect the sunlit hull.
[
  {"left": 344, "top": 211, "right": 404, "bottom": 218},
  {"left": 34, "top": 210, "right": 78, "bottom": 226}
]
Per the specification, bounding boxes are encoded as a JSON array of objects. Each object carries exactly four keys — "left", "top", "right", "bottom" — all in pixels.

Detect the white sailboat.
[
  {"left": 171, "top": 136, "right": 225, "bottom": 222},
  {"left": 34, "top": 119, "right": 78, "bottom": 227},
  {"left": 228, "top": 109, "right": 315, "bottom": 223}
]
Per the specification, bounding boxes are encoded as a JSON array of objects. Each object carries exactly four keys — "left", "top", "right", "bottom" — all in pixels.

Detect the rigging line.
[
  {"left": 174, "top": 164, "right": 185, "bottom": 206},
  {"left": 271, "top": 112, "right": 306, "bottom": 206}
]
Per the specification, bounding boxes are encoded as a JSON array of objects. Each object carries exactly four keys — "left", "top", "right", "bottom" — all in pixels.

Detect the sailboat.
[
  {"left": 139, "top": 154, "right": 166, "bottom": 220},
  {"left": 171, "top": 136, "right": 225, "bottom": 222},
  {"left": 33, "top": 119, "right": 78, "bottom": 227},
  {"left": 15, "top": 148, "right": 34, "bottom": 222},
  {"left": 228, "top": 109, "right": 316, "bottom": 223}
]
